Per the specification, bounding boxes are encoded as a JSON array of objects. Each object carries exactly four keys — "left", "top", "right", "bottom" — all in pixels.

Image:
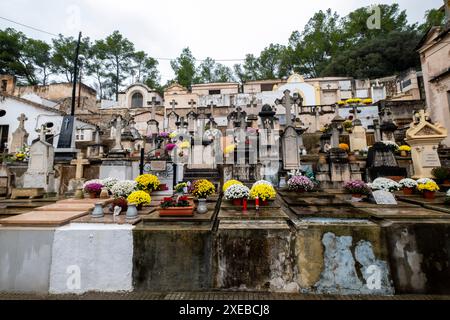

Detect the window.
[
  {"left": 209, "top": 90, "right": 221, "bottom": 95},
  {"left": 76, "top": 129, "right": 85, "bottom": 141},
  {"left": 131, "top": 92, "right": 143, "bottom": 108},
  {"left": 261, "top": 84, "right": 273, "bottom": 92}
]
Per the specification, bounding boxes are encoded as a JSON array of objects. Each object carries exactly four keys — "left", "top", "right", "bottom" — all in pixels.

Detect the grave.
[
  {"left": 405, "top": 110, "right": 448, "bottom": 179},
  {"left": 9, "top": 113, "right": 29, "bottom": 153}
]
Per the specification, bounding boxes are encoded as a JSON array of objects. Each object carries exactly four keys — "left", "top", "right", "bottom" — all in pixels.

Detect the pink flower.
[{"left": 165, "top": 143, "right": 176, "bottom": 151}]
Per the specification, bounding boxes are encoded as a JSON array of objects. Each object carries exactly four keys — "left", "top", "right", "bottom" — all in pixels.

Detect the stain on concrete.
[
  {"left": 314, "top": 232, "right": 393, "bottom": 295},
  {"left": 0, "top": 228, "right": 55, "bottom": 293}
]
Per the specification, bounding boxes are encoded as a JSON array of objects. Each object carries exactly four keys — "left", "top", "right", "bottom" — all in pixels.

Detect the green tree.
[
  {"left": 85, "top": 43, "right": 109, "bottom": 99},
  {"left": 170, "top": 47, "right": 197, "bottom": 88},
  {"left": 131, "top": 51, "right": 160, "bottom": 89},
  {"left": 214, "top": 64, "right": 235, "bottom": 82},
  {"left": 258, "top": 43, "right": 289, "bottom": 79},
  {"left": 233, "top": 54, "right": 260, "bottom": 82},
  {"left": 321, "top": 30, "right": 421, "bottom": 78},
  {"left": 23, "top": 38, "right": 53, "bottom": 85},
  {"left": 418, "top": 8, "right": 446, "bottom": 34},
  {"left": 51, "top": 34, "right": 90, "bottom": 83},
  {"left": 197, "top": 57, "right": 235, "bottom": 83},
  {"left": 95, "top": 31, "right": 135, "bottom": 101}
]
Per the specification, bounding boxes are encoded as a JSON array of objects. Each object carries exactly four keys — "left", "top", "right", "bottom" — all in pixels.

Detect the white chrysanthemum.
[
  {"left": 252, "top": 180, "right": 273, "bottom": 188},
  {"left": 370, "top": 177, "right": 401, "bottom": 192},
  {"left": 399, "top": 178, "right": 417, "bottom": 188},
  {"left": 224, "top": 184, "right": 250, "bottom": 200},
  {"left": 101, "top": 177, "right": 119, "bottom": 191},
  {"left": 417, "top": 178, "right": 435, "bottom": 184},
  {"left": 110, "top": 180, "right": 137, "bottom": 198}
]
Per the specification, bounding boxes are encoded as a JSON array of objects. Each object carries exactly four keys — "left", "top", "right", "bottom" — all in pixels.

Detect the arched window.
[{"left": 131, "top": 92, "right": 143, "bottom": 108}]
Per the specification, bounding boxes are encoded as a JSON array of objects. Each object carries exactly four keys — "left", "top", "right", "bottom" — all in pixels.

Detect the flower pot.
[
  {"left": 423, "top": 191, "right": 436, "bottom": 200},
  {"left": 196, "top": 198, "right": 208, "bottom": 214},
  {"left": 402, "top": 187, "right": 414, "bottom": 195},
  {"left": 137, "top": 203, "right": 143, "bottom": 211},
  {"left": 158, "top": 206, "right": 194, "bottom": 217},
  {"left": 400, "top": 150, "right": 408, "bottom": 157},
  {"left": 232, "top": 198, "right": 243, "bottom": 206},
  {"left": 126, "top": 204, "right": 139, "bottom": 219},
  {"left": 261, "top": 199, "right": 269, "bottom": 206}
]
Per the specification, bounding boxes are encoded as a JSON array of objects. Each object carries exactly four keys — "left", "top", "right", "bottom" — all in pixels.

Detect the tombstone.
[
  {"left": 349, "top": 119, "right": 367, "bottom": 152},
  {"left": 282, "top": 126, "right": 300, "bottom": 170},
  {"left": 405, "top": 110, "right": 448, "bottom": 179},
  {"left": 167, "top": 99, "right": 179, "bottom": 131},
  {"left": 10, "top": 113, "right": 29, "bottom": 153},
  {"left": 55, "top": 115, "right": 78, "bottom": 161},
  {"left": 143, "top": 160, "right": 174, "bottom": 192},
  {"left": 379, "top": 107, "right": 397, "bottom": 142},
  {"left": 68, "top": 152, "right": 89, "bottom": 193},
  {"left": 86, "top": 127, "right": 105, "bottom": 158},
  {"left": 372, "top": 190, "right": 397, "bottom": 205},
  {"left": 23, "top": 126, "right": 55, "bottom": 193}
]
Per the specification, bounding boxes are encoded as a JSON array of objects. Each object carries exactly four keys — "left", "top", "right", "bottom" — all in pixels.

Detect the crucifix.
[
  {"left": 18, "top": 113, "right": 28, "bottom": 129},
  {"left": 71, "top": 152, "right": 89, "bottom": 180}
]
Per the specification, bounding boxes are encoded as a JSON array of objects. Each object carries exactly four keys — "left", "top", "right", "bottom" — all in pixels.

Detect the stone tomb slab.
[
  {"left": 361, "top": 207, "right": 450, "bottom": 220},
  {"left": 291, "top": 206, "right": 369, "bottom": 219},
  {"left": 0, "top": 210, "right": 89, "bottom": 227},
  {"left": 422, "top": 204, "right": 450, "bottom": 214},
  {"left": 34, "top": 203, "right": 96, "bottom": 212},
  {"left": 397, "top": 195, "right": 447, "bottom": 206},
  {"left": 142, "top": 203, "right": 215, "bottom": 226},
  {"left": 283, "top": 196, "right": 347, "bottom": 206},
  {"left": 347, "top": 200, "right": 419, "bottom": 209},
  {"left": 218, "top": 207, "right": 289, "bottom": 221},
  {"left": 278, "top": 190, "right": 335, "bottom": 198},
  {"left": 220, "top": 200, "right": 280, "bottom": 210}
]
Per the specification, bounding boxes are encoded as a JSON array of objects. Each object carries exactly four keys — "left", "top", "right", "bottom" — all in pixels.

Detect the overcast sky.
[{"left": 0, "top": 0, "right": 444, "bottom": 85}]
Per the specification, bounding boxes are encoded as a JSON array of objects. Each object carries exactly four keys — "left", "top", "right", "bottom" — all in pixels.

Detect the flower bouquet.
[
  {"left": 191, "top": 179, "right": 216, "bottom": 199},
  {"left": 343, "top": 180, "right": 371, "bottom": 198},
  {"left": 222, "top": 179, "right": 243, "bottom": 192},
  {"left": 252, "top": 180, "right": 273, "bottom": 188},
  {"left": 287, "top": 175, "right": 315, "bottom": 192},
  {"left": 249, "top": 183, "right": 276, "bottom": 204},
  {"left": 83, "top": 179, "right": 104, "bottom": 198},
  {"left": 339, "top": 143, "right": 350, "bottom": 152},
  {"left": 398, "top": 145, "right": 411, "bottom": 157},
  {"left": 369, "top": 177, "right": 401, "bottom": 193},
  {"left": 135, "top": 174, "right": 160, "bottom": 193},
  {"left": 127, "top": 190, "right": 151, "bottom": 210},
  {"left": 158, "top": 195, "right": 194, "bottom": 216},
  {"left": 224, "top": 184, "right": 250, "bottom": 205},
  {"left": 174, "top": 182, "right": 188, "bottom": 195},
  {"left": 417, "top": 178, "right": 440, "bottom": 199},
  {"left": 399, "top": 178, "right": 417, "bottom": 195},
  {"left": 101, "top": 177, "right": 119, "bottom": 193},
  {"left": 110, "top": 180, "right": 137, "bottom": 198}
]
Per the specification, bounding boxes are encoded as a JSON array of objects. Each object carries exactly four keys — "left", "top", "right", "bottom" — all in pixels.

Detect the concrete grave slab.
[
  {"left": 0, "top": 210, "right": 89, "bottom": 227},
  {"left": 361, "top": 207, "right": 450, "bottom": 220}
]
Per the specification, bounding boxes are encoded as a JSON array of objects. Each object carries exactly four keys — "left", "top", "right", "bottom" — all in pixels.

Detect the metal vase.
[
  {"left": 91, "top": 203, "right": 104, "bottom": 218},
  {"left": 196, "top": 198, "right": 208, "bottom": 214}
]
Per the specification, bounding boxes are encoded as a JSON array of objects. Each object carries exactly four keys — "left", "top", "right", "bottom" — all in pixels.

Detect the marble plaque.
[
  {"left": 421, "top": 150, "right": 441, "bottom": 167},
  {"left": 150, "top": 161, "right": 167, "bottom": 171},
  {"left": 372, "top": 190, "right": 397, "bottom": 205}
]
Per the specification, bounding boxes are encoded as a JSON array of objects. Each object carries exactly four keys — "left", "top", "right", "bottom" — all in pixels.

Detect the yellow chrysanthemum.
[
  {"left": 135, "top": 174, "right": 160, "bottom": 192},
  {"left": 398, "top": 145, "right": 411, "bottom": 152},
  {"left": 224, "top": 144, "right": 236, "bottom": 155},
  {"left": 222, "top": 180, "right": 243, "bottom": 192},
  {"left": 180, "top": 141, "right": 190, "bottom": 149},
  {"left": 417, "top": 181, "right": 440, "bottom": 192},
  {"left": 127, "top": 190, "right": 151, "bottom": 205},
  {"left": 249, "top": 184, "right": 276, "bottom": 201},
  {"left": 191, "top": 179, "right": 215, "bottom": 198}
]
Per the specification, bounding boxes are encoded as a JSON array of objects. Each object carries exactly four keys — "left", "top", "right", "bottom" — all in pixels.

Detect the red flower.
[{"left": 179, "top": 196, "right": 188, "bottom": 201}]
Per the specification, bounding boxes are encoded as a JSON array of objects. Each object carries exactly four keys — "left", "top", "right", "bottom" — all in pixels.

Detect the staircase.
[{"left": 183, "top": 168, "right": 222, "bottom": 190}]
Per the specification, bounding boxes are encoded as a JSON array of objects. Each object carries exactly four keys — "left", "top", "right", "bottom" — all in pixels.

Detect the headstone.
[
  {"left": 55, "top": 115, "right": 78, "bottom": 161},
  {"left": 10, "top": 113, "right": 29, "bottom": 153},
  {"left": 372, "top": 190, "right": 397, "bottom": 205},
  {"left": 349, "top": 120, "right": 367, "bottom": 152},
  {"left": 68, "top": 153, "right": 89, "bottom": 193},
  {"left": 282, "top": 126, "right": 300, "bottom": 170},
  {"left": 405, "top": 110, "right": 448, "bottom": 178},
  {"left": 23, "top": 127, "right": 55, "bottom": 193}
]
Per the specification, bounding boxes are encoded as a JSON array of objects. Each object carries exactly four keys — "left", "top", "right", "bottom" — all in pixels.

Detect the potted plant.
[
  {"left": 287, "top": 175, "right": 315, "bottom": 192},
  {"left": 398, "top": 145, "right": 411, "bottom": 157},
  {"left": 191, "top": 179, "right": 216, "bottom": 214},
  {"left": 431, "top": 167, "right": 450, "bottom": 185},
  {"left": 417, "top": 178, "right": 440, "bottom": 199},
  {"left": 249, "top": 183, "right": 276, "bottom": 205},
  {"left": 158, "top": 196, "right": 194, "bottom": 216},
  {"left": 224, "top": 184, "right": 250, "bottom": 206},
  {"left": 110, "top": 180, "right": 137, "bottom": 211},
  {"left": 127, "top": 190, "right": 151, "bottom": 211},
  {"left": 222, "top": 179, "right": 243, "bottom": 193},
  {"left": 382, "top": 141, "right": 399, "bottom": 153},
  {"left": 83, "top": 180, "right": 104, "bottom": 198},
  {"left": 343, "top": 180, "right": 371, "bottom": 198},
  {"left": 135, "top": 174, "right": 160, "bottom": 193},
  {"left": 339, "top": 143, "right": 350, "bottom": 152},
  {"left": 101, "top": 177, "right": 119, "bottom": 195},
  {"left": 399, "top": 178, "right": 417, "bottom": 195},
  {"left": 369, "top": 177, "right": 401, "bottom": 193}
]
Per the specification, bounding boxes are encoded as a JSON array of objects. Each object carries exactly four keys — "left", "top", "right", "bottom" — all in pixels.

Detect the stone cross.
[
  {"left": 372, "top": 119, "right": 382, "bottom": 142},
  {"left": 18, "top": 113, "right": 28, "bottom": 129},
  {"left": 207, "top": 101, "right": 216, "bottom": 118},
  {"left": 188, "top": 99, "right": 196, "bottom": 112},
  {"left": 170, "top": 99, "right": 178, "bottom": 112},
  {"left": 349, "top": 104, "right": 361, "bottom": 120},
  {"left": 148, "top": 97, "right": 159, "bottom": 121},
  {"left": 275, "top": 90, "right": 302, "bottom": 127},
  {"left": 71, "top": 152, "right": 89, "bottom": 180},
  {"left": 247, "top": 96, "right": 257, "bottom": 112}
]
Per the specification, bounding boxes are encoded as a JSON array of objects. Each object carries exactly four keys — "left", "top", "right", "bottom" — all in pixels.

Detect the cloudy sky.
[{"left": 0, "top": 0, "right": 443, "bottom": 85}]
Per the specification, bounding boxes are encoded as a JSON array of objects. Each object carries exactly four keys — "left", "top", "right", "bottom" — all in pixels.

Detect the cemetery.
[{"left": 1, "top": 90, "right": 450, "bottom": 296}]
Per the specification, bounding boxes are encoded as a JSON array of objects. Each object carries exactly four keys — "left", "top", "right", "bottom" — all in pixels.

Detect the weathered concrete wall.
[
  {"left": 0, "top": 228, "right": 54, "bottom": 293},
  {"left": 294, "top": 219, "right": 394, "bottom": 295},
  {"left": 49, "top": 223, "right": 134, "bottom": 294},
  {"left": 214, "top": 221, "right": 298, "bottom": 292},
  {"left": 384, "top": 221, "right": 450, "bottom": 294},
  {"left": 133, "top": 227, "right": 212, "bottom": 291}
]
